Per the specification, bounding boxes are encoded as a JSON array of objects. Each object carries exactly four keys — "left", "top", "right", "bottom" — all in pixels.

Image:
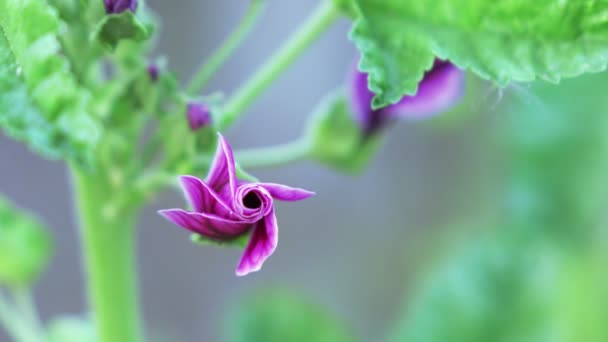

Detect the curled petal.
[
  {"left": 385, "top": 61, "right": 464, "bottom": 119},
  {"left": 206, "top": 134, "right": 237, "bottom": 198},
  {"left": 178, "top": 175, "right": 232, "bottom": 216},
  {"left": 259, "top": 183, "right": 315, "bottom": 202},
  {"left": 235, "top": 184, "right": 273, "bottom": 221},
  {"left": 236, "top": 210, "right": 278, "bottom": 276},
  {"left": 158, "top": 209, "right": 250, "bottom": 239}
]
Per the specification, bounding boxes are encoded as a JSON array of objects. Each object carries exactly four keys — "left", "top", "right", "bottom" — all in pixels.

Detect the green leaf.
[
  {"left": 0, "top": 0, "right": 100, "bottom": 165},
  {"left": 306, "top": 89, "right": 384, "bottom": 173},
  {"left": 93, "top": 11, "right": 152, "bottom": 50},
  {"left": 225, "top": 289, "right": 353, "bottom": 342},
  {"left": 389, "top": 234, "right": 563, "bottom": 342},
  {"left": 352, "top": 0, "right": 608, "bottom": 109},
  {"left": 0, "top": 196, "right": 53, "bottom": 288}
]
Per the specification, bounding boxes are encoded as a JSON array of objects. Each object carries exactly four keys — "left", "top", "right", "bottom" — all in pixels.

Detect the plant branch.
[
  {"left": 217, "top": 0, "right": 340, "bottom": 130},
  {"left": 186, "top": 0, "right": 266, "bottom": 95},
  {"left": 235, "top": 136, "right": 312, "bottom": 169}
]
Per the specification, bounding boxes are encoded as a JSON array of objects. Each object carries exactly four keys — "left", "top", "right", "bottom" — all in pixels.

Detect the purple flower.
[
  {"left": 158, "top": 135, "right": 314, "bottom": 276},
  {"left": 349, "top": 59, "right": 465, "bottom": 134},
  {"left": 147, "top": 63, "right": 159, "bottom": 82},
  {"left": 186, "top": 102, "right": 212, "bottom": 131},
  {"left": 104, "top": 0, "right": 138, "bottom": 14}
]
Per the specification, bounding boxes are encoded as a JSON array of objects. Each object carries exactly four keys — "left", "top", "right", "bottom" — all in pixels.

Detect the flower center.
[{"left": 243, "top": 191, "right": 262, "bottom": 209}]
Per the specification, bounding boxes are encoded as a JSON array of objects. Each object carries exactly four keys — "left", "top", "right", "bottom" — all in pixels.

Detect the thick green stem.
[
  {"left": 186, "top": 0, "right": 266, "bottom": 95},
  {"left": 218, "top": 1, "right": 340, "bottom": 130},
  {"left": 71, "top": 168, "right": 143, "bottom": 342},
  {"left": 235, "top": 137, "right": 312, "bottom": 168}
]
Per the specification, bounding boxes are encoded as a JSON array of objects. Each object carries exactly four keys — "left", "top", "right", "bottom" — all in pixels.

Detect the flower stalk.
[
  {"left": 186, "top": 0, "right": 266, "bottom": 95},
  {"left": 71, "top": 168, "right": 143, "bottom": 342},
  {"left": 218, "top": 0, "right": 340, "bottom": 130}
]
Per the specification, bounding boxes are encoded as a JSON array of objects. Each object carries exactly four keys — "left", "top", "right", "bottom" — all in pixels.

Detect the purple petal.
[
  {"left": 384, "top": 61, "right": 464, "bottom": 119},
  {"left": 105, "top": 0, "right": 137, "bottom": 14},
  {"left": 206, "top": 134, "right": 237, "bottom": 197},
  {"left": 236, "top": 210, "right": 278, "bottom": 276},
  {"left": 178, "top": 175, "right": 232, "bottom": 215},
  {"left": 348, "top": 59, "right": 376, "bottom": 131},
  {"left": 158, "top": 209, "right": 250, "bottom": 239},
  {"left": 148, "top": 63, "right": 159, "bottom": 82},
  {"left": 259, "top": 183, "right": 315, "bottom": 202}
]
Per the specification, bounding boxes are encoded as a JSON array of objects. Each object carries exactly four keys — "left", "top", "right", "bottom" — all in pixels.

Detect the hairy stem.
[
  {"left": 218, "top": 0, "right": 340, "bottom": 130},
  {"left": 186, "top": 0, "right": 266, "bottom": 95},
  {"left": 71, "top": 168, "right": 143, "bottom": 342},
  {"left": 235, "top": 137, "right": 312, "bottom": 168}
]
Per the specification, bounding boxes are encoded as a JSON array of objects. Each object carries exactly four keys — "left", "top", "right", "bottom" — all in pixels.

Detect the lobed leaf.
[
  {"left": 0, "top": 0, "right": 100, "bottom": 164},
  {"left": 351, "top": 0, "right": 608, "bottom": 109}
]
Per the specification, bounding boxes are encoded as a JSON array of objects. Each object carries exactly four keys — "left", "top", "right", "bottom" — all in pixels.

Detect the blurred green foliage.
[
  {"left": 0, "top": 196, "right": 52, "bottom": 288},
  {"left": 387, "top": 72, "right": 608, "bottom": 341},
  {"left": 224, "top": 289, "right": 353, "bottom": 342}
]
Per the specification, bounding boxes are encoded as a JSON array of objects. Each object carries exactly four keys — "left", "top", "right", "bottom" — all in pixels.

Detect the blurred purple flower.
[
  {"left": 104, "top": 0, "right": 138, "bottom": 14},
  {"left": 186, "top": 102, "right": 212, "bottom": 131},
  {"left": 349, "top": 59, "right": 465, "bottom": 134},
  {"left": 147, "top": 63, "right": 159, "bottom": 82},
  {"left": 158, "top": 135, "right": 314, "bottom": 276}
]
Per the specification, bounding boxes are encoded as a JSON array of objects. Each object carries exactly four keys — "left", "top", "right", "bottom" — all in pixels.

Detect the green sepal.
[
  {"left": 306, "top": 89, "right": 384, "bottom": 173},
  {"left": 190, "top": 232, "right": 249, "bottom": 249},
  {"left": 93, "top": 11, "right": 152, "bottom": 50},
  {"left": 0, "top": 197, "right": 53, "bottom": 288},
  {"left": 225, "top": 289, "right": 354, "bottom": 342}
]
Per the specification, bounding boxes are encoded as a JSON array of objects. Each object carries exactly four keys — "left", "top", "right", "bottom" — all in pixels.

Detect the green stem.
[
  {"left": 71, "top": 168, "right": 143, "bottom": 342},
  {"left": 186, "top": 0, "right": 266, "bottom": 95},
  {"left": 235, "top": 137, "right": 312, "bottom": 168},
  {"left": 218, "top": 0, "right": 340, "bottom": 130},
  {"left": 12, "top": 290, "right": 44, "bottom": 340},
  {"left": 0, "top": 292, "right": 42, "bottom": 342}
]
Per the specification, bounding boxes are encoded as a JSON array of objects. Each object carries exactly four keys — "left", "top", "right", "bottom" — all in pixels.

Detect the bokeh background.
[{"left": 2, "top": 1, "right": 608, "bottom": 341}]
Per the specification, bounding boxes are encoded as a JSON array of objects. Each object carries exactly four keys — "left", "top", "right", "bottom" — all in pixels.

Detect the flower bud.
[
  {"left": 147, "top": 63, "right": 159, "bottom": 82},
  {"left": 104, "top": 0, "right": 138, "bottom": 14},
  {"left": 186, "top": 102, "right": 212, "bottom": 131},
  {"left": 349, "top": 58, "right": 465, "bottom": 135}
]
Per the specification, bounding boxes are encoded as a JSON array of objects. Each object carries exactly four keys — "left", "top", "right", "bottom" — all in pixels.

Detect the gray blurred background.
[{"left": 0, "top": 1, "right": 499, "bottom": 341}]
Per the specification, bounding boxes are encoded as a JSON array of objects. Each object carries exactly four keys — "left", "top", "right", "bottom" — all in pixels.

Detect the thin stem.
[
  {"left": 0, "top": 291, "right": 42, "bottom": 342},
  {"left": 12, "top": 290, "right": 44, "bottom": 340},
  {"left": 186, "top": 0, "right": 266, "bottom": 95},
  {"left": 71, "top": 168, "right": 143, "bottom": 342},
  {"left": 218, "top": 1, "right": 340, "bottom": 130},
  {"left": 235, "top": 137, "right": 312, "bottom": 169}
]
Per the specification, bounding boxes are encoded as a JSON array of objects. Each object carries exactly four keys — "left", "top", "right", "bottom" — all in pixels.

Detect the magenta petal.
[
  {"left": 206, "top": 134, "right": 237, "bottom": 196},
  {"left": 384, "top": 61, "right": 464, "bottom": 119},
  {"left": 158, "top": 209, "right": 250, "bottom": 239},
  {"left": 236, "top": 210, "right": 278, "bottom": 276},
  {"left": 259, "top": 183, "right": 315, "bottom": 202},
  {"left": 178, "top": 175, "right": 232, "bottom": 215}
]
